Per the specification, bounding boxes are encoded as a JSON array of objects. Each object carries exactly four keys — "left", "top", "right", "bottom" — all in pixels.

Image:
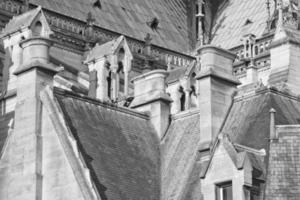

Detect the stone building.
[{"left": 0, "top": 0, "right": 299, "bottom": 199}]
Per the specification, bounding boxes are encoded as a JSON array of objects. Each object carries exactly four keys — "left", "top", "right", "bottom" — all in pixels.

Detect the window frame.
[{"left": 215, "top": 181, "right": 233, "bottom": 200}]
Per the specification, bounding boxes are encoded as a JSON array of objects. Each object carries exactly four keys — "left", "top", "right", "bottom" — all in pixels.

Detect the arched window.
[
  {"left": 107, "top": 71, "right": 112, "bottom": 99},
  {"left": 179, "top": 86, "right": 185, "bottom": 111},
  {"left": 190, "top": 72, "right": 197, "bottom": 108},
  {"left": 190, "top": 86, "right": 197, "bottom": 108},
  {"left": 118, "top": 48, "right": 125, "bottom": 61},
  {"left": 32, "top": 21, "right": 42, "bottom": 36},
  {"left": 117, "top": 62, "right": 124, "bottom": 93},
  {"left": 117, "top": 48, "right": 125, "bottom": 94}
]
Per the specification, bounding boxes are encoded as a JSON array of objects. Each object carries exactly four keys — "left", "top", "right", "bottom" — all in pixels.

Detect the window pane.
[{"left": 223, "top": 185, "right": 232, "bottom": 200}]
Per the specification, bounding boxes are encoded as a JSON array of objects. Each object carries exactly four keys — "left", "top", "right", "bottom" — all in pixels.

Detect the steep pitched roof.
[
  {"left": 53, "top": 88, "right": 160, "bottom": 200},
  {"left": 211, "top": 0, "right": 273, "bottom": 49},
  {"left": 30, "top": 0, "right": 190, "bottom": 53},
  {"left": 222, "top": 88, "right": 300, "bottom": 151},
  {"left": 265, "top": 126, "right": 300, "bottom": 199},
  {"left": 161, "top": 110, "right": 201, "bottom": 200}
]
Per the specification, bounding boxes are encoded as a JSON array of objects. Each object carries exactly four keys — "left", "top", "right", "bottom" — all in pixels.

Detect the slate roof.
[
  {"left": 54, "top": 88, "right": 160, "bottom": 200},
  {"left": 265, "top": 129, "right": 300, "bottom": 199},
  {"left": 161, "top": 111, "right": 200, "bottom": 200},
  {"left": 0, "top": 112, "right": 14, "bottom": 155},
  {"left": 222, "top": 87, "right": 300, "bottom": 151},
  {"left": 30, "top": 0, "right": 190, "bottom": 53},
  {"left": 211, "top": 0, "right": 274, "bottom": 49}
]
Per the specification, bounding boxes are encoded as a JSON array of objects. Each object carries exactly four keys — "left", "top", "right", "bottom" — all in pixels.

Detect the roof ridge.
[
  {"left": 53, "top": 87, "right": 150, "bottom": 120},
  {"left": 235, "top": 86, "right": 300, "bottom": 102}
]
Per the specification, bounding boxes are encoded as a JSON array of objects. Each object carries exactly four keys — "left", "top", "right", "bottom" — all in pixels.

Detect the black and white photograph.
[{"left": 0, "top": 0, "right": 297, "bottom": 199}]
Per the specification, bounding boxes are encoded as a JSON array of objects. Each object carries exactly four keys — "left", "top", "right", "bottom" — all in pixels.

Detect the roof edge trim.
[
  {"left": 40, "top": 86, "right": 101, "bottom": 200},
  {"left": 53, "top": 87, "right": 150, "bottom": 120}
]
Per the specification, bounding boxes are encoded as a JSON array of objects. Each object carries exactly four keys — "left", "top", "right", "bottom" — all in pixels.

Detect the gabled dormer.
[
  {"left": 0, "top": 6, "right": 53, "bottom": 92},
  {"left": 84, "top": 35, "right": 133, "bottom": 102},
  {"left": 200, "top": 134, "right": 265, "bottom": 200}
]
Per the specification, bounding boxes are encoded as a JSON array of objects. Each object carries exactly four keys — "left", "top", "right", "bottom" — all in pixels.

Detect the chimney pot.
[{"left": 20, "top": 37, "right": 52, "bottom": 65}]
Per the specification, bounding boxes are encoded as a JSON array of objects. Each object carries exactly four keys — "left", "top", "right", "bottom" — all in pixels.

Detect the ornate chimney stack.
[
  {"left": 196, "top": 45, "right": 239, "bottom": 150},
  {"left": 0, "top": 6, "right": 53, "bottom": 92},
  {"left": 131, "top": 70, "right": 172, "bottom": 139},
  {"left": 0, "top": 8, "right": 59, "bottom": 199}
]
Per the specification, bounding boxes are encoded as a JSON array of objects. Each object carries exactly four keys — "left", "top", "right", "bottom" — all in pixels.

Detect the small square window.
[{"left": 216, "top": 181, "right": 233, "bottom": 200}]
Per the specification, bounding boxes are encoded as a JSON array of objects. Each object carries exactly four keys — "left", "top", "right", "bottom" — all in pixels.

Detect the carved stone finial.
[
  {"left": 266, "top": 0, "right": 271, "bottom": 20},
  {"left": 85, "top": 12, "right": 96, "bottom": 48},
  {"left": 196, "top": 0, "right": 205, "bottom": 47},
  {"left": 144, "top": 33, "right": 152, "bottom": 56},
  {"left": 277, "top": 0, "right": 284, "bottom": 30},
  {"left": 86, "top": 12, "right": 95, "bottom": 27}
]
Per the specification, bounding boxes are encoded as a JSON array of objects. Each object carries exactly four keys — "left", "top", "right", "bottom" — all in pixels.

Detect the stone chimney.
[
  {"left": 131, "top": 70, "right": 172, "bottom": 139},
  {"left": 0, "top": 35, "right": 58, "bottom": 199},
  {"left": 0, "top": 6, "right": 53, "bottom": 92},
  {"left": 196, "top": 45, "right": 239, "bottom": 150}
]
